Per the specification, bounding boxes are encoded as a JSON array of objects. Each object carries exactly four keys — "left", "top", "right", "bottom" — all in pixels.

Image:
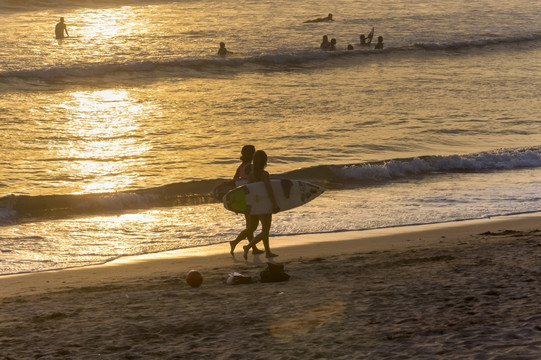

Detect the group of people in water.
[
  {"left": 218, "top": 13, "right": 383, "bottom": 56},
  {"left": 320, "top": 27, "right": 384, "bottom": 51},
  {"left": 229, "top": 145, "right": 280, "bottom": 260}
]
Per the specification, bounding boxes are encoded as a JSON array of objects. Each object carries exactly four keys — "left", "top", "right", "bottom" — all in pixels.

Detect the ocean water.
[{"left": 1, "top": 0, "right": 540, "bottom": 274}]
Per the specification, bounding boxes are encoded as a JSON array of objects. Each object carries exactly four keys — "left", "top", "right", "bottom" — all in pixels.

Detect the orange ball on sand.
[{"left": 186, "top": 270, "right": 203, "bottom": 288}]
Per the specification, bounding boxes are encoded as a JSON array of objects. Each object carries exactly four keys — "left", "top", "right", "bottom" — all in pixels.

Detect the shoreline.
[
  {"left": 1, "top": 212, "right": 539, "bottom": 298},
  {"left": 1, "top": 212, "right": 541, "bottom": 358}
]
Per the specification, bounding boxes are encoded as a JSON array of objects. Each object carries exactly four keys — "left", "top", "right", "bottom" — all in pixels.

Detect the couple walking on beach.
[{"left": 229, "top": 145, "right": 280, "bottom": 260}]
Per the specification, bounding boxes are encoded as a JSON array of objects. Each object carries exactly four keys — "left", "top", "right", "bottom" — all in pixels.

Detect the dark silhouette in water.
[
  {"left": 217, "top": 42, "right": 231, "bottom": 56},
  {"left": 329, "top": 38, "right": 337, "bottom": 51},
  {"left": 360, "top": 27, "right": 374, "bottom": 46},
  {"left": 374, "top": 36, "right": 384, "bottom": 49},
  {"left": 320, "top": 35, "right": 330, "bottom": 50},
  {"left": 55, "top": 17, "right": 69, "bottom": 39},
  {"left": 305, "top": 13, "right": 334, "bottom": 23}
]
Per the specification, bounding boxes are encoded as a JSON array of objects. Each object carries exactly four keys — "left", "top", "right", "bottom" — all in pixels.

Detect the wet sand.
[{"left": 1, "top": 214, "right": 541, "bottom": 359}]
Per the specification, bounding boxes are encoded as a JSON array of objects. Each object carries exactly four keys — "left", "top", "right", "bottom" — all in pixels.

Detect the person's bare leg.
[{"left": 231, "top": 215, "right": 262, "bottom": 255}]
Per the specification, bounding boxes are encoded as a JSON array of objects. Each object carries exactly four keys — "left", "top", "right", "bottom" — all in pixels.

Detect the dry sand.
[{"left": 1, "top": 213, "right": 541, "bottom": 359}]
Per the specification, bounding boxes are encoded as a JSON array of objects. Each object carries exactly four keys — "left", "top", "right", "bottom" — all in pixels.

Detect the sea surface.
[{"left": 1, "top": 0, "right": 540, "bottom": 274}]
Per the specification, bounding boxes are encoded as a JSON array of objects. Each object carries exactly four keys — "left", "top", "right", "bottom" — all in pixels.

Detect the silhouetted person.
[
  {"left": 329, "top": 38, "right": 337, "bottom": 51},
  {"left": 320, "top": 35, "right": 330, "bottom": 50},
  {"left": 374, "top": 36, "right": 384, "bottom": 49},
  {"left": 360, "top": 27, "right": 374, "bottom": 46},
  {"left": 229, "top": 145, "right": 263, "bottom": 256},
  {"left": 347, "top": 44, "right": 354, "bottom": 50},
  {"left": 55, "top": 17, "right": 69, "bottom": 39},
  {"left": 242, "top": 150, "right": 280, "bottom": 260},
  {"left": 217, "top": 42, "right": 231, "bottom": 56},
  {"left": 305, "top": 13, "right": 334, "bottom": 23}
]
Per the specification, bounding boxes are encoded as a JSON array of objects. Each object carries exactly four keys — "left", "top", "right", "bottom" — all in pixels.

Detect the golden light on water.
[
  {"left": 59, "top": 89, "right": 151, "bottom": 193},
  {"left": 77, "top": 7, "right": 145, "bottom": 39}
]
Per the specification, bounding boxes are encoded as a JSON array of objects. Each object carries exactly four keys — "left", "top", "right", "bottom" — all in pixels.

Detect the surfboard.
[
  {"left": 223, "top": 179, "right": 324, "bottom": 215},
  {"left": 213, "top": 179, "right": 247, "bottom": 200}
]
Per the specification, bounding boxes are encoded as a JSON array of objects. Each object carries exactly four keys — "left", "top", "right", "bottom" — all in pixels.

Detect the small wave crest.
[
  {"left": 414, "top": 33, "right": 541, "bottom": 51},
  {"left": 3, "top": 33, "right": 539, "bottom": 82},
  {"left": 2, "top": 146, "right": 540, "bottom": 224},
  {"left": 329, "top": 146, "right": 541, "bottom": 183}
]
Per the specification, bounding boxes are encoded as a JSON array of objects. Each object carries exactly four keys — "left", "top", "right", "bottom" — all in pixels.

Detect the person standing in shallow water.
[
  {"left": 55, "top": 17, "right": 69, "bottom": 39},
  {"left": 230, "top": 145, "right": 264, "bottom": 256},
  {"left": 374, "top": 36, "right": 384, "bottom": 50},
  {"left": 217, "top": 42, "right": 231, "bottom": 56},
  {"left": 243, "top": 150, "right": 280, "bottom": 260},
  {"left": 320, "top": 35, "right": 330, "bottom": 50}
]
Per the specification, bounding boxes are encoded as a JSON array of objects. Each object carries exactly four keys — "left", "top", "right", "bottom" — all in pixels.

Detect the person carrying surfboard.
[
  {"left": 243, "top": 150, "right": 280, "bottom": 260},
  {"left": 229, "top": 145, "right": 264, "bottom": 256}
]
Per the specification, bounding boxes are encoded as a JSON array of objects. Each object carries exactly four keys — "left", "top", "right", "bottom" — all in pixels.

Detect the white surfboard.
[{"left": 223, "top": 179, "right": 324, "bottom": 215}]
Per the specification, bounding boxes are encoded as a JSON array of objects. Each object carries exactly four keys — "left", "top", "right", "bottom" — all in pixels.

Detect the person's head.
[
  {"left": 322, "top": 35, "right": 328, "bottom": 41},
  {"left": 378, "top": 36, "right": 383, "bottom": 42},
  {"left": 240, "top": 145, "right": 255, "bottom": 163},
  {"left": 219, "top": 42, "right": 225, "bottom": 48},
  {"left": 360, "top": 34, "right": 366, "bottom": 43},
  {"left": 252, "top": 150, "right": 268, "bottom": 173},
  {"left": 60, "top": 17, "right": 64, "bottom": 23},
  {"left": 327, "top": 14, "right": 333, "bottom": 20},
  {"left": 347, "top": 44, "right": 354, "bottom": 50},
  {"left": 331, "top": 38, "right": 336, "bottom": 44}
]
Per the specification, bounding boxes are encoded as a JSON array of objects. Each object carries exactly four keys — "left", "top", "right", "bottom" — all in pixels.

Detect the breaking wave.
[{"left": 1, "top": 146, "right": 540, "bottom": 224}]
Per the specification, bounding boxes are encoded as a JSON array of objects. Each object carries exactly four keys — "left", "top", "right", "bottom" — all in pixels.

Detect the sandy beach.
[{"left": 1, "top": 213, "right": 541, "bottom": 359}]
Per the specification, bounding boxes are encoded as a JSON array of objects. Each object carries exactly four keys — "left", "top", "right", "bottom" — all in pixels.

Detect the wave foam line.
[
  {"left": 332, "top": 147, "right": 541, "bottom": 183},
  {"left": 2, "top": 34, "right": 540, "bottom": 81},
  {"left": 1, "top": 146, "right": 540, "bottom": 224}
]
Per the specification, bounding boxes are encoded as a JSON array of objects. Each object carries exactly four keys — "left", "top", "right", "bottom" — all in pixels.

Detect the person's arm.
[
  {"left": 65, "top": 25, "right": 69, "bottom": 37},
  {"left": 262, "top": 172, "right": 279, "bottom": 213}
]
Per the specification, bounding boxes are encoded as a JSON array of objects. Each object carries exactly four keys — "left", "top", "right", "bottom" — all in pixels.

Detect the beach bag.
[{"left": 260, "top": 262, "right": 290, "bottom": 283}]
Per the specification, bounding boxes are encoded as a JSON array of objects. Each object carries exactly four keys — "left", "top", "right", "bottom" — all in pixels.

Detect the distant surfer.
[
  {"left": 374, "top": 36, "right": 384, "bottom": 50},
  {"left": 329, "top": 38, "right": 337, "bottom": 51},
  {"left": 360, "top": 27, "right": 374, "bottom": 46},
  {"left": 217, "top": 42, "right": 231, "bottom": 56},
  {"left": 229, "top": 145, "right": 264, "bottom": 256},
  {"left": 320, "top": 35, "right": 330, "bottom": 50},
  {"left": 305, "top": 13, "right": 334, "bottom": 23},
  {"left": 55, "top": 17, "right": 69, "bottom": 39},
  {"left": 243, "top": 150, "right": 280, "bottom": 260}
]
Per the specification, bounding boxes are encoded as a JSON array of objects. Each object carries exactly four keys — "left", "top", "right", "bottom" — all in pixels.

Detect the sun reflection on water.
[{"left": 59, "top": 89, "right": 151, "bottom": 193}]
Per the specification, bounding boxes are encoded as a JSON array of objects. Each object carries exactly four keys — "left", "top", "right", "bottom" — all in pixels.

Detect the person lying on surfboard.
[
  {"left": 304, "top": 13, "right": 334, "bottom": 23},
  {"left": 229, "top": 145, "right": 264, "bottom": 256},
  {"left": 243, "top": 150, "right": 280, "bottom": 260}
]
